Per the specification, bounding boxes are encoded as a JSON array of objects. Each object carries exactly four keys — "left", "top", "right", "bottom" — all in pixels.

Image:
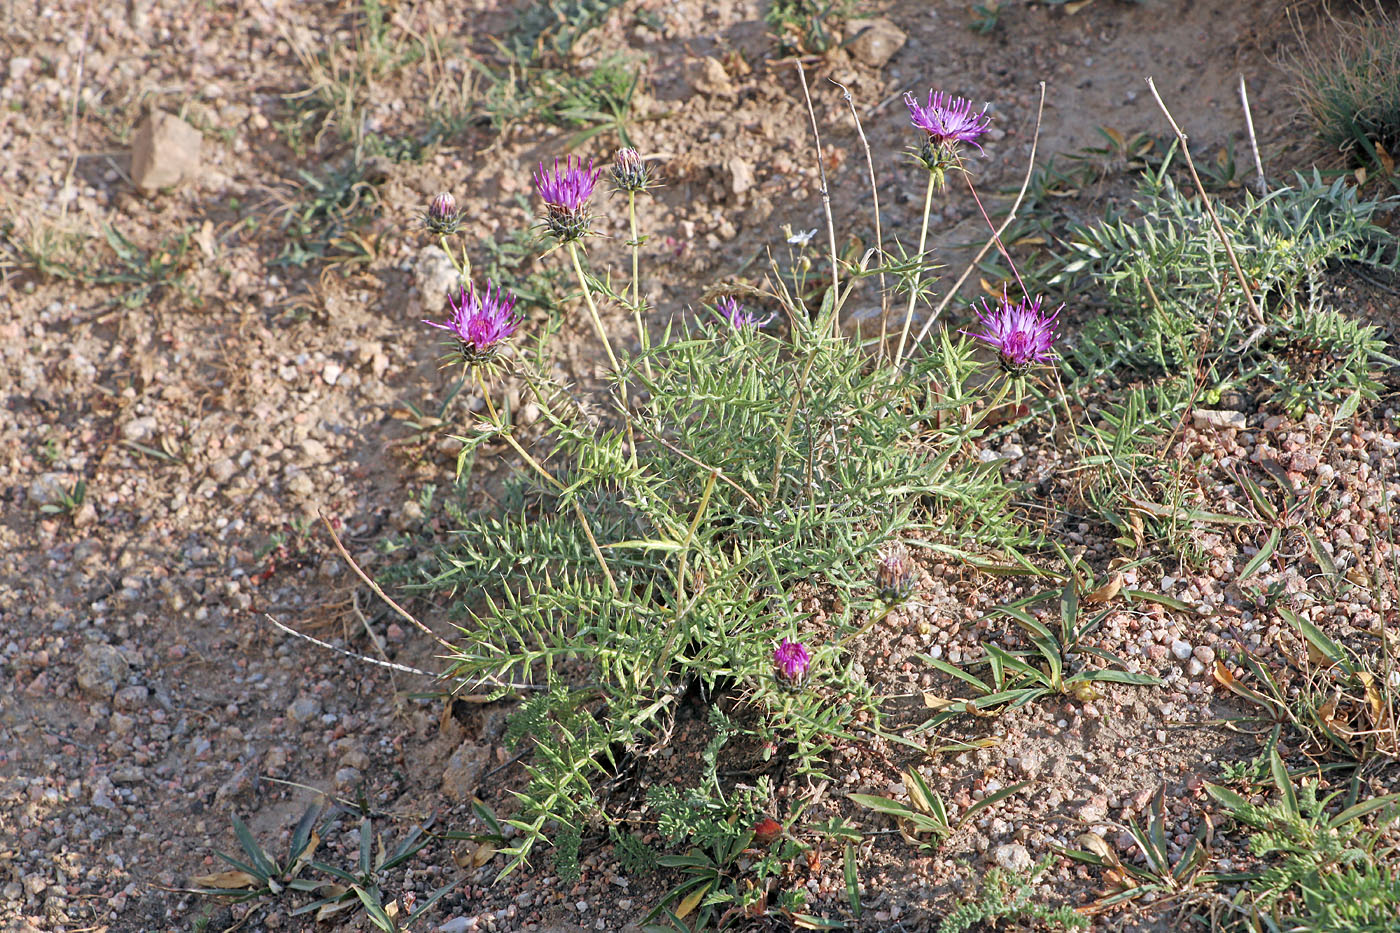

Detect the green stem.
[
  {"left": 440, "top": 234, "right": 471, "bottom": 284},
  {"left": 768, "top": 344, "right": 823, "bottom": 504},
  {"left": 627, "top": 191, "right": 653, "bottom": 380},
  {"left": 476, "top": 369, "right": 618, "bottom": 597},
  {"left": 893, "top": 172, "right": 936, "bottom": 370},
  {"left": 566, "top": 239, "right": 636, "bottom": 462},
  {"left": 675, "top": 469, "right": 718, "bottom": 606}
]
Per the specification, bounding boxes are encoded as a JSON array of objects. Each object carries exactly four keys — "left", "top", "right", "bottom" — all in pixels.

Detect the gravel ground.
[{"left": 2, "top": 0, "right": 1396, "bottom": 931}]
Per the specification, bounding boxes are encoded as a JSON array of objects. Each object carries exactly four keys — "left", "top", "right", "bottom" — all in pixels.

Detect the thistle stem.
[
  {"left": 440, "top": 234, "right": 471, "bottom": 283},
  {"left": 893, "top": 172, "right": 936, "bottom": 370},
  {"left": 676, "top": 468, "right": 719, "bottom": 606},
  {"left": 566, "top": 239, "right": 637, "bottom": 462},
  {"left": 627, "top": 191, "right": 653, "bottom": 380},
  {"left": 961, "top": 168, "right": 1028, "bottom": 302},
  {"left": 476, "top": 369, "right": 618, "bottom": 597}
]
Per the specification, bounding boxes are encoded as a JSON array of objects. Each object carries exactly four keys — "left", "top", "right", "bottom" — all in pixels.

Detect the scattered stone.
[
  {"left": 286, "top": 695, "right": 322, "bottom": 724},
  {"left": 1192, "top": 409, "right": 1246, "bottom": 431},
  {"left": 28, "top": 472, "right": 69, "bottom": 507},
  {"left": 113, "top": 685, "right": 148, "bottom": 710},
  {"left": 122, "top": 416, "right": 158, "bottom": 442},
  {"left": 441, "top": 741, "right": 491, "bottom": 799},
  {"left": 727, "top": 157, "right": 755, "bottom": 196},
  {"left": 414, "top": 245, "right": 462, "bottom": 315},
  {"left": 692, "top": 57, "right": 734, "bottom": 97},
  {"left": 1170, "top": 640, "right": 1193, "bottom": 661},
  {"left": 130, "top": 111, "right": 203, "bottom": 194},
  {"left": 76, "top": 643, "right": 129, "bottom": 698},
  {"left": 991, "top": 843, "right": 1033, "bottom": 874},
  {"left": 847, "top": 18, "right": 907, "bottom": 69},
  {"left": 1076, "top": 795, "right": 1109, "bottom": 824},
  {"left": 209, "top": 458, "right": 238, "bottom": 483}
]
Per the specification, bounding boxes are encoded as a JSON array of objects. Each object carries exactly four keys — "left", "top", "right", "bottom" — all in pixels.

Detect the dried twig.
[
  {"left": 1146, "top": 77, "right": 1265, "bottom": 325},
  {"left": 830, "top": 78, "right": 887, "bottom": 356},
  {"left": 319, "top": 513, "right": 455, "bottom": 650},
  {"left": 795, "top": 61, "right": 841, "bottom": 334},
  {"left": 263, "top": 613, "right": 435, "bottom": 676},
  {"left": 911, "top": 81, "right": 1047, "bottom": 352},
  {"left": 1238, "top": 74, "right": 1266, "bottom": 195}
]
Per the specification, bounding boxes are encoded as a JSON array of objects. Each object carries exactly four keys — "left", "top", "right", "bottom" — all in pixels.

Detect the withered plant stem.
[
  {"left": 319, "top": 513, "right": 455, "bottom": 650},
  {"left": 796, "top": 61, "right": 841, "bottom": 335},
  {"left": 830, "top": 78, "right": 887, "bottom": 358},
  {"left": 1147, "top": 76, "right": 1265, "bottom": 326}
]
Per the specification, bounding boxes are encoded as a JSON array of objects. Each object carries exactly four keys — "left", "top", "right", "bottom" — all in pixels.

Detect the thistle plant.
[
  {"left": 773, "top": 638, "right": 812, "bottom": 684},
  {"left": 534, "top": 156, "right": 624, "bottom": 380},
  {"left": 406, "top": 78, "right": 1056, "bottom": 881},
  {"left": 422, "top": 281, "right": 520, "bottom": 368}
]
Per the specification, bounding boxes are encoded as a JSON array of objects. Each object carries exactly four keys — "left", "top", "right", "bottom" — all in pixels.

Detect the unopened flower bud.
[
  {"left": 611, "top": 147, "right": 652, "bottom": 193},
  {"left": 876, "top": 545, "right": 915, "bottom": 603},
  {"left": 425, "top": 191, "right": 460, "bottom": 235}
]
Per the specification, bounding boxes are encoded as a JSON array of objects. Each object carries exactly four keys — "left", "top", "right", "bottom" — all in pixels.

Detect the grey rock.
[
  {"left": 728, "top": 157, "right": 755, "bottom": 196},
  {"left": 28, "top": 472, "right": 69, "bottom": 507},
  {"left": 113, "top": 685, "right": 148, "bottom": 710},
  {"left": 441, "top": 741, "right": 491, "bottom": 799},
  {"left": 131, "top": 111, "right": 202, "bottom": 194},
  {"left": 76, "top": 643, "right": 129, "bottom": 698},
  {"left": 122, "top": 416, "right": 158, "bottom": 442},
  {"left": 209, "top": 457, "right": 237, "bottom": 483},
  {"left": 991, "top": 842, "right": 1033, "bottom": 874},
  {"left": 414, "top": 245, "right": 462, "bottom": 314},
  {"left": 287, "top": 695, "right": 322, "bottom": 723},
  {"left": 847, "top": 18, "right": 907, "bottom": 69}
]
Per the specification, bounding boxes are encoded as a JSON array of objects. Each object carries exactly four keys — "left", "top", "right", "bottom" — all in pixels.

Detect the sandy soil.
[{"left": 1, "top": 1, "right": 1395, "bottom": 931}]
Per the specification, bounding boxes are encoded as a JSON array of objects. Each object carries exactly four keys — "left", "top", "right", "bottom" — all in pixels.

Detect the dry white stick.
[
  {"left": 1238, "top": 74, "right": 1266, "bottom": 195},
  {"left": 263, "top": 614, "right": 435, "bottom": 676},
  {"left": 1147, "top": 77, "right": 1265, "bottom": 325},
  {"left": 795, "top": 61, "right": 841, "bottom": 334}
]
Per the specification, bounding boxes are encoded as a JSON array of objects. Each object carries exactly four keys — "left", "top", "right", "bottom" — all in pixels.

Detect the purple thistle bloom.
[
  {"left": 534, "top": 156, "right": 601, "bottom": 241},
  {"left": 904, "top": 90, "right": 991, "bottom": 154},
  {"left": 717, "top": 296, "right": 772, "bottom": 330},
  {"left": 773, "top": 638, "right": 811, "bottom": 684},
  {"left": 423, "top": 280, "right": 521, "bottom": 365},
  {"left": 962, "top": 292, "right": 1061, "bottom": 376}
]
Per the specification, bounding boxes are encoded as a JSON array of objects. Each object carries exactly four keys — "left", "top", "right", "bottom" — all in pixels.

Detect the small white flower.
[{"left": 787, "top": 228, "right": 818, "bottom": 246}]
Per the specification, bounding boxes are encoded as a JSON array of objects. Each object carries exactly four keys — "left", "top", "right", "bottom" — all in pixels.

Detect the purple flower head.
[
  {"left": 425, "top": 191, "right": 460, "bottom": 235},
  {"left": 962, "top": 292, "right": 1061, "bottom": 376},
  {"left": 534, "top": 156, "right": 601, "bottom": 241},
  {"left": 612, "top": 147, "right": 652, "bottom": 193},
  {"left": 773, "top": 638, "right": 811, "bottom": 684},
  {"left": 423, "top": 280, "right": 521, "bottom": 366},
  {"left": 904, "top": 90, "right": 991, "bottom": 154},
  {"left": 716, "top": 296, "right": 772, "bottom": 330}
]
